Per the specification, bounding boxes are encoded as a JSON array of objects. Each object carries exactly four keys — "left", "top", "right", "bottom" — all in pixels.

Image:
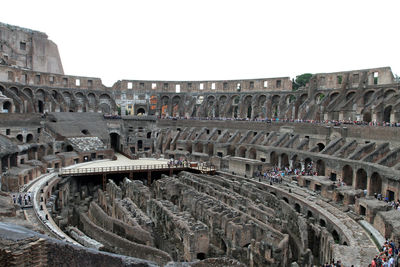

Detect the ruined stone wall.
[
  {"left": 0, "top": 22, "right": 63, "bottom": 74},
  {"left": 79, "top": 212, "right": 172, "bottom": 266},
  {"left": 88, "top": 201, "right": 153, "bottom": 246}
]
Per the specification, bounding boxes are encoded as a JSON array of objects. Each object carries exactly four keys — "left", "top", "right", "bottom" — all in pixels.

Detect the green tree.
[{"left": 292, "top": 73, "right": 313, "bottom": 90}]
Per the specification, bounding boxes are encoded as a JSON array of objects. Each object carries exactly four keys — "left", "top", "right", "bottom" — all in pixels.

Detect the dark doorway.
[
  {"left": 3, "top": 101, "right": 11, "bottom": 113},
  {"left": 138, "top": 140, "right": 143, "bottom": 151},
  {"left": 38, "top": 100, "right": 44, "bottom": 113},
  {"left": 110, "top": 133, "right": 120, "bottom": 151},
  {"left": 197, "top": 253, "right": 206, "bottom": 260},
  {"left": 359, "top": 205, "right": 366, "bottom": 216},
  {"left": 387, "top": 190, "right": 395, "bottom": 202},
  {"left": 383, "top": 106, "right": 392, "bottom": 123}
]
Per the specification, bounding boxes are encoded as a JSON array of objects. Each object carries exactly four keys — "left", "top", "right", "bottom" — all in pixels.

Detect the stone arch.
[
  {"left": 363, "top": 90, "right": 375, "bottom": 104},
  {"left": 384, "top": 89, "right": 396, "bottom": 100},
  {"left": 87, "top": 93, "right": 96, "bottom": 109},
  {"left": 280, "top": 153, "right": 289, "bottom": 168},
  {"left": 258, "top": 95, "right": 267, "bottom": 106},
  {"left": 171, "top": 95, "right": 181, "bottom": 117},
  {"left": 9, "top": 86, "right": 18, "bottom": 96},
  {"left": 75, "top": 92, "right": 87, "bottom": 112},
  {"left": 160, "top": 95, "right": 170, "bottom": 117},
  {"left": 136, "top": 107, "right": 146, "bottom": 115},
  {"left": 369, "top": 172, "right": 382, "bottom": 196},
  {"left": 248, "top": 147, "right": 256, "bottom": 160},
  {"left": 23, "top": 87, "right": 33, "bottom": 98},
  {"left": 342, "top": 165, "right": 353, "bottom": 186},
  {"left": 26, "top": 133, "right": 34, "bottom": 143},
  {"left": 285, "top": 94, "right": 296, "bottom": 105},
  {"left": 291, "top": 155, "right": 301, "bottom": 169},
  {"left": 314, "top": 92, "right": 325, "bottom": 104},
  {"left": 270, "top": 151, "right": 278, "bottom": 166},
  {"left": 238, "top": 146, "right": 246, "bottom": 158},
  {"left": 383, "top": 106, "right": 392, "bottom": 123},
  {"left": 16, "top": 134, "right": 23, "bottom": 142},
  {"left": 329, "top": 92, "right": 339, "bottom": 102},
  {"left": 316, "top": 159, "right": 325, "bottom": 176},
  {"left": 355, "top": 168, "right": 368, "bottom": 190},
  {"left": 345, "top": 91, "right": 355, "bottom": 101},
  {"left": 332, "top": 230, "right": 340, "bottom": 244}
]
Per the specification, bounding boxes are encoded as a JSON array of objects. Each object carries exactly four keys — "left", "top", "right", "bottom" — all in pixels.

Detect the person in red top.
[{"left": 371, "top": 257, "right": 377, "bottom": 267}]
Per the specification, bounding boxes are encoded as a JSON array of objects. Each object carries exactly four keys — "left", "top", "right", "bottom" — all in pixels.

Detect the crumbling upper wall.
[
  {"left": 0, "top": 22, "right": 64, "bottom": 74},
  {"left": 310, "top": 67, "right": 395, "bottom": 90},
  {"left": 0, "top": 65, "right": 105, "bottom": 90},
  {"left": 113, "top": 77, "right": 292, "bottom": 93}
]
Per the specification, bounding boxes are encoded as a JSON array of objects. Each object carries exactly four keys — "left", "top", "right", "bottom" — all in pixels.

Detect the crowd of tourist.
[
  {"left": 255, "top": 162, "right": 317, "bottom": 184},
  {"left": 161, "top": 116, "right": 400, "bottom": 128},
  {"left": 12, "top": 192, "right": 32, "bottom": 207},
  {"left": 368, "top": 240, "right": 400, "bottom": 266}
]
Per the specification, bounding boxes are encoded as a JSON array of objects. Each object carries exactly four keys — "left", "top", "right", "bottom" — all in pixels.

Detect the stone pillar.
[
  {"left": 278, "top": 156, "right": 281, "bottom": 168},
  {"left": 289, "top": 159, "right": 293, "bottom": 169},
  {"left": 301, "top": 162, "right": 305, "bottom": 172}
]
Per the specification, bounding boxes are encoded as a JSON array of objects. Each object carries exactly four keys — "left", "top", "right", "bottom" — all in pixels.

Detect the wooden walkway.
[{"left": 59, "top": 163, "right": 216, "bottom": 189}]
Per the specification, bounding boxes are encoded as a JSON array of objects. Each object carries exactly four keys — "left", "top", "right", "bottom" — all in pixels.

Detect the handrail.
[{"left": 59, "top": 163, "right": 215, "bottom": 175}]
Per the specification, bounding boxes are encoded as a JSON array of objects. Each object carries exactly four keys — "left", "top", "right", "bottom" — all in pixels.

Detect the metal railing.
[{"left": 60, "top": 163, "right": 215, "bottom": 176}]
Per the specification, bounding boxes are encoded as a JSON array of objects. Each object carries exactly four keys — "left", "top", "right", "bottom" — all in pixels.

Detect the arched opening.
[
  {"left": 282, "top": 197, "right": 289, "bottom": 204},
  {"left": 294, "top": 203, "right": 301, "bottom": 213},
  {"left": 369, "top": 172, "right": 382, "bottom": 196},
  {"left": 281, "top": 153, "right": 289, "bottom": 167},
  {"left": 196, "top": 253, "right": 206, "bottom": 260},
  {"left": 247, "top": 105, "right": 252, "bottom": 119},
  {"left": 3, "top": 101, "right": 11, "bottom": 113},
  {"left": 292, "top": 155, "right": 301, "bottom": 169},
  {"left": 110, "top": 133, "right": 120, "bottom": 151},
  {"left": 16, "top": 134, "right": 23, "bottom": 142},
  {"left": 307, "top": 210, "right": 313, "bottom": 218},
  {"left": 66, "top": 145, "right": 73, "bottom": 152},
  {"left": 81, "top": 129, "right": 90, "bottom": 135},
  {"left": 363, "top": 111, "right": 372, "bottom": 123},
  {"left": 332, "top": 230, "right": 340, "bottom": 244},
  {"left": 356, "top": 169, "right": 368, "bottom": 190},
  {"left": 26, "top": 134, "right": 33, "bottom": 143},
  {"left": 319, "top": 219, "right": 326, "bottom": 227},
  {"left": 383, "top": 106, "right": 392, "bottom": 123},
  {"left": 317, "top": 143, "right": 325, "bottom": 152},
  {"left": 38, "top": 100, "right": 44, "bottom": 113},
  {"left": 137, "top": 140, "right": 143, "bottom": 151},
  {"left": 220, "top": 239, "right": 227, "bottom": 253},
  {"left": 342, "top": 165, "right": 353, "bottom": 186},
  {"left": 316, "top": 159, "right": 325, "bottom": 176},
  {"left": 136, "top": 107, "right": 146, "bottom": 115},
  {"left": 248, "top": 148, "right": 256, "bottom": 159},
  {"left": 270, "top": 151, "right": 278, "bottom": 166},
  {"left": 238, "top": 147, "right": 246, "bottom": 158},
  {"left": 233, "top": 106, "right": 238, "bottom": 118},
  {"left": 147, "top": 132, "right": 151, "bottom": 139}
]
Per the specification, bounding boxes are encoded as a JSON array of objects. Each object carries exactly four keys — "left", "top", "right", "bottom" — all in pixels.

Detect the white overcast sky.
[{"left": 2, "top": 0, "right": 399, "bottom": 86}]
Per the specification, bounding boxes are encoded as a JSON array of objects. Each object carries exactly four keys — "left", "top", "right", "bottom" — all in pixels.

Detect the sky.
[{"left": 2, "top": 0, "right": 399, "bottom": 86}]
